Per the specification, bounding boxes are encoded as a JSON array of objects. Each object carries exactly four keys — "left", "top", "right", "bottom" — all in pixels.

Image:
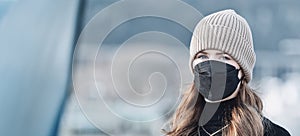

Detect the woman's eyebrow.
[{"left": 216, "top": 52, "right": 226, "bottom": 55}]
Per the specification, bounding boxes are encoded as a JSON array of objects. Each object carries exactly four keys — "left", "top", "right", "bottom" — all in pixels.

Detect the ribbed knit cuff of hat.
[{"left": 189, "top": 9, "right": 256, "bottom": 82}]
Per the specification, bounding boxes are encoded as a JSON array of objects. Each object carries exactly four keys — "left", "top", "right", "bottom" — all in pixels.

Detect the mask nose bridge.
[{"left": 208, "top": 57, "right": 220, "bottom": 62}]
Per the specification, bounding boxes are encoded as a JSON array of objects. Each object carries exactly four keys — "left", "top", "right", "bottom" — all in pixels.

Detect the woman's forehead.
[{"left": 198, "top": 49, "right": 225, "bottom": 54}]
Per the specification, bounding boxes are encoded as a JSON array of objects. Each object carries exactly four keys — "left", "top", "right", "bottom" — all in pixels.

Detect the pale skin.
[{"left": 192, "top": 49, "right": 243, "bottom": 103}]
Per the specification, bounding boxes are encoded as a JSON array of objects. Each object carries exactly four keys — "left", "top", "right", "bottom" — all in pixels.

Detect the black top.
[
  {"left": 263, "top": 117, "right": 291, "bottom": 136},
  {"left": 196, "top": 98, "right": 290, "bottom": 136}
]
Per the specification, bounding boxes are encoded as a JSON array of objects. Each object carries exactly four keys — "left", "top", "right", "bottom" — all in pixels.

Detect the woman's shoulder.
[{"left": 263, "top": 117, "right": 291, "bottom": 136}]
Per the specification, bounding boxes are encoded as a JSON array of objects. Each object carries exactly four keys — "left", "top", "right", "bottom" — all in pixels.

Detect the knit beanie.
[{"left": 189, "top": 9, "right": 256, "bottom": 82}]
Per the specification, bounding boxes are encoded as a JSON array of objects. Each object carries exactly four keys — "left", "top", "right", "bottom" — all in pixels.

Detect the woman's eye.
[
  {"left": 220, "top": 55, "right": 231, "bottom": 60},
  {"left": 197, "top": 55, "right": 208, "bottom": 59}
]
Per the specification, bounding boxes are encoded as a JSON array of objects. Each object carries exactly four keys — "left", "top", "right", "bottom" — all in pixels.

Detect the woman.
[{"left": 163, "top": 9, "right": 290, "bottom": 136}]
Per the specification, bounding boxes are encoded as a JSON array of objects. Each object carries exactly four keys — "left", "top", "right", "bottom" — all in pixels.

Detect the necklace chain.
[{"left": 199, "top": 124, "right": 229, "bottom": 136}]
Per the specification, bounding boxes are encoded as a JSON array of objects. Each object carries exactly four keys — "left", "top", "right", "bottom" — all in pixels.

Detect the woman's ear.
[{"left": 238, "top": 69, "right": 244, "bottom": 79}]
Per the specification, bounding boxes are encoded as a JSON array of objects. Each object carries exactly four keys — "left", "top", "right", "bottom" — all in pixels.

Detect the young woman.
[{"left": 163, "top": 9, "right": 290, "bottom": 136}]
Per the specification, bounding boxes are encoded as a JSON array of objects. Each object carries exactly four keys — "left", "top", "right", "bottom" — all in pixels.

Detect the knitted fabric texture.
[{"left": 189, "top": 9, "right": 256, "bottom": 82}]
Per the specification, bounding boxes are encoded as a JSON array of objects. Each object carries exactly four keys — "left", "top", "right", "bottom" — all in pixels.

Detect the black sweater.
[{"left": 196, "top": 98, "right": 290, "bottom": 136}]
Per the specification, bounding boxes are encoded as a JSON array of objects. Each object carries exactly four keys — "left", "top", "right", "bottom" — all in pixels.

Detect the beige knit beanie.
[{"left": 189, "top": 9, "right": 256, "bottom": 82}]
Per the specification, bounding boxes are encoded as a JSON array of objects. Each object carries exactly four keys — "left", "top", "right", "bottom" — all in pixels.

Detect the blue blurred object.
[{"left": 0, "top": 0, "right": 78, "bottom": 135}]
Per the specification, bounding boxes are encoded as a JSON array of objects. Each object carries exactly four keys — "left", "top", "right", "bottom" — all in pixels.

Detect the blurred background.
[{"left": 0, "top": 0, "right": 300, "bottom": 136}]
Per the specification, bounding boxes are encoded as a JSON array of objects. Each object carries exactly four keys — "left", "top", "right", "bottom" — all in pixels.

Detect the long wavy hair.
[{"left": 162, "top": 80, "right": 264, "bottom": 136}]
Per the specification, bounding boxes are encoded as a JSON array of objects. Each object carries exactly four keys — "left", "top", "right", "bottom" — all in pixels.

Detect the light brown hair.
[{"left": 162, "top": 80, "right": 264, "bottom": 136}]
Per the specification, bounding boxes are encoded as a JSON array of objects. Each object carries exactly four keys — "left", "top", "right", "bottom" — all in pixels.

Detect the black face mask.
[{"left": 194, "top": 60, "right": 242, "bottom": 101}]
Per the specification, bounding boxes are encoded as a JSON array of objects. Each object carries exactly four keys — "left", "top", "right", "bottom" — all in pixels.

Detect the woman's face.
[{"left": 192, "top": 49, "right": 243, "bottom": 103}]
